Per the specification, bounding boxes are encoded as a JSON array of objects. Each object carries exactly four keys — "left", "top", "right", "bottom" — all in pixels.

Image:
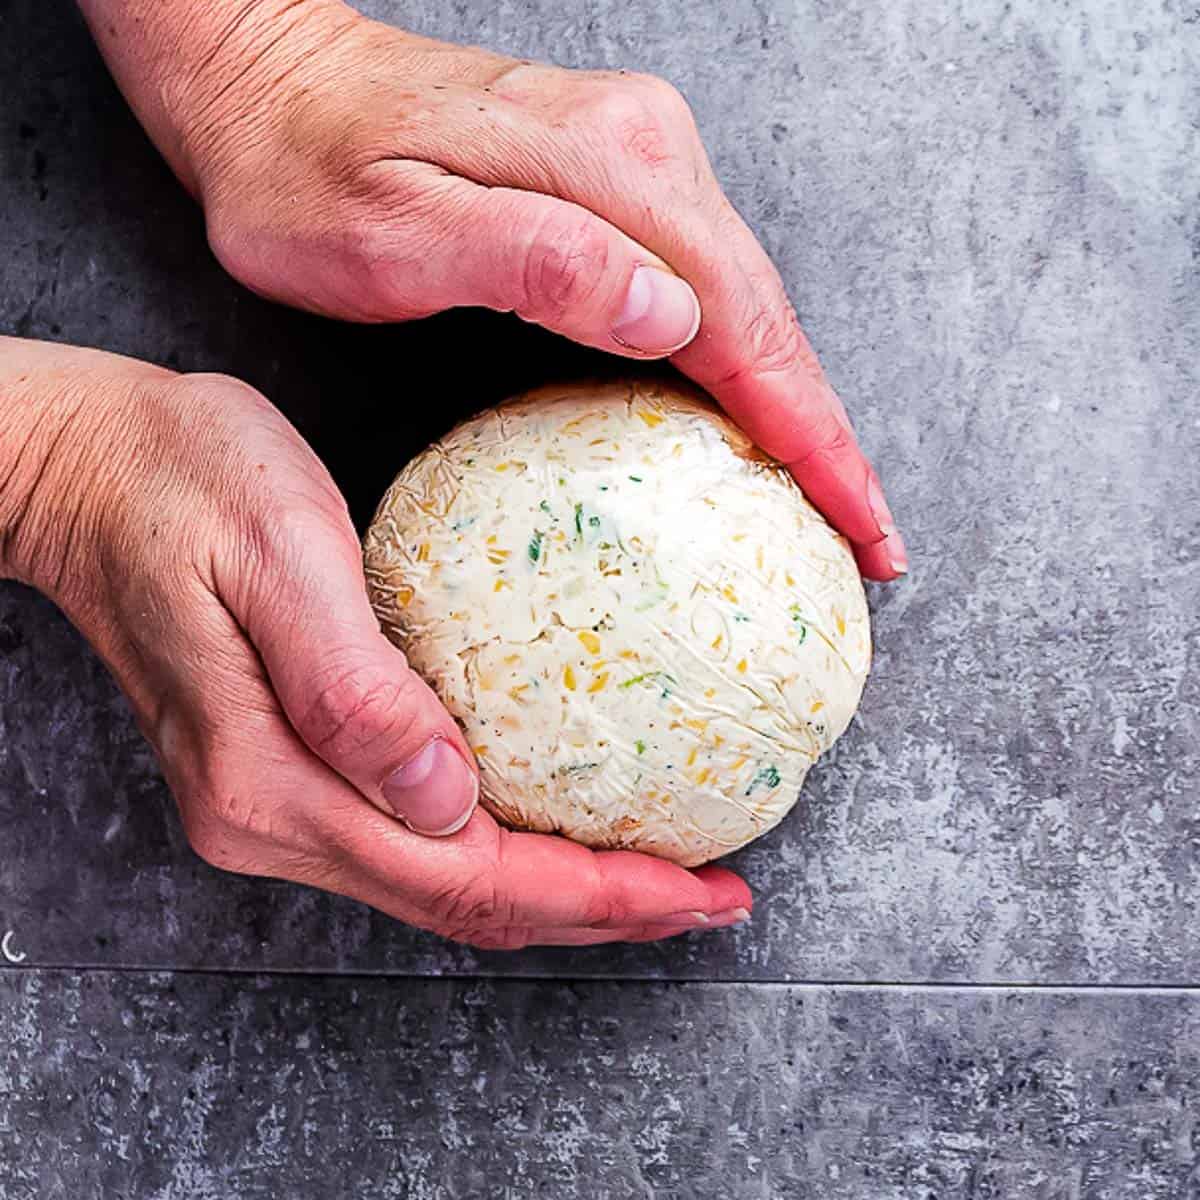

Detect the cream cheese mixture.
[{"left": 363, "top": 379, "right": 871, "bottom": 866}]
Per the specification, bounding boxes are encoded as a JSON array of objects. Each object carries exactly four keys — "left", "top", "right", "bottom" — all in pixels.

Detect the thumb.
[
  {"left": 230, "top": 507, "right": 479, "bottom": 838},
  {"left": 388, "top": 173, "right": 701, "bottom": 358}
]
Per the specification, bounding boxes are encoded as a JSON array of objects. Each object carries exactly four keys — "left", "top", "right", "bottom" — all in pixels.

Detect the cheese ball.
[{"left": 363, "top": 379, "right": 871, "bottom": 866}]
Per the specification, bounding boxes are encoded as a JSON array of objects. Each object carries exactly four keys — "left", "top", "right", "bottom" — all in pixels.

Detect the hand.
[
  {"left": 0, "top": 340, "right": 752, "bottom": 948},
  {"left": 79, "top": 0, "right": 907, "bottom": 580}
]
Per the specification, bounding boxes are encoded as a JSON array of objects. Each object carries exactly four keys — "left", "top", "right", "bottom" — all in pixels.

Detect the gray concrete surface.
[
  {"left": 3, "top": 972, "right": 1199, "bottom": 1199},
  {"left": 2, "top": 0, "right": 1197, "bottom": 984},
  {"left": 1, "top": 0, "right": 1197, "bottom": 1194}
]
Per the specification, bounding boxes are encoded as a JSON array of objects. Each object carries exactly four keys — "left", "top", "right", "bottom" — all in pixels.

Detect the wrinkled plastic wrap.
[{"left": 363, "top": 379, "right": 871, "bottom": 866}]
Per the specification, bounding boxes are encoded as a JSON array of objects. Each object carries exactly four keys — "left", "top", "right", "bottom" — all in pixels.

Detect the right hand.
[
  {"left": 79, "top": 0, "right": 906, "bottom": 580},
  {"left": 0, "top": 340, "right": 752, "bottom": 948}
]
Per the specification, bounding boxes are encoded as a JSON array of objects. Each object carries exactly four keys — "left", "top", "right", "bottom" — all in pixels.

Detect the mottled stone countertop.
[{"left": 1, "top": 0, "right": 1197, "bottom": 1195}]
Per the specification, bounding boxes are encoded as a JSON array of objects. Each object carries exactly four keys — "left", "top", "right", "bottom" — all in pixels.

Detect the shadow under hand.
[{"left": 255, "top": 308, "right": 677, "bottom": 532}]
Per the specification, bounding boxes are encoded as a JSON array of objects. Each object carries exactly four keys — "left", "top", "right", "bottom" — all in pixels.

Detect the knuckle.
[
  {"left": 744, "top": 306, "right": 807, "bottom": 377},
  {"left": 453, "top": 926, "right": 533, "bottom": 952},
  {"left": 428, "top": 871, "right": 504, "bottom": 937},
  {"left": 719, "top": 306, "right": 816, "bottom": 389},
  {"left": 578, "top": 73, "right": 692, "bottom": 167},
  {"left": 581, "top": 888, "right": 621, "bottom": 929},
  {"left": 577, "top": 77, "right": 648, "bottom": 126},
  {"left": 297, "top": 661, "right": 420, "bottom": 762},
  {"left": 592, "top": 89, "right": 671, "bottom": 166},
  {"left": 562, "top": 854, "right": 621, "bottom": 928},
  {"left": 518, "top": 213, "right": 612, "bottom": 321},
  {"left": 629, "top": 71, "right": 693, "bottom": 119},
  {"left": 789, "top": 408, "right": 855, "bottom": 468}
]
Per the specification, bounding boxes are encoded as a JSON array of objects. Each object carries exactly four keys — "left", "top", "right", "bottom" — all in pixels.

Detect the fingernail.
[
  {"left": 612, "top": 266, "right": 701, "bottom": 354},
  {"left": 382, "top": 737, "right": 478, "bottom": 836},
  {"left": 865, "top": 472, "right": 897, "bottom": 540},
  {"left": 642, "top": 911, "right": 712, "bottom": 928},
  {"left": 886, "top": 530, "right": 909, "bottom": 576},
  {"left": 708, "top": 906, "right": 752, "bottom": 929}
]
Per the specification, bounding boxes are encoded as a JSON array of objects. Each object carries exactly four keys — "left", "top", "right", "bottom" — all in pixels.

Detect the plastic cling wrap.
[{"left": 363, "top": 379, "right": 871, "bottom": 866}]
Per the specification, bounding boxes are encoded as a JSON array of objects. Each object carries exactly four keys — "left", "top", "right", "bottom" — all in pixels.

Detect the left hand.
[
  {"left": 80, "top": 0, "right": 906, "bottom": 579},
  {"left": 0, "top": 339, "right": 753, "bottom": 950}
]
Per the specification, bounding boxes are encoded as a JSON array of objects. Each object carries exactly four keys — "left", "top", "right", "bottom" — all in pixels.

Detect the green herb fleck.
[
  {"left": 528, "top": 530, "right": 544, "bottom": 564},
  {"left": 574, "top": 502, "right": 584, "bottom": 539},
  {"left": 619, "top": 671, "right": 677, "bottom": 698},
  {"left": 598, "top": 484, "right": 609, "bottom": 491},
  {"left": 745, "top": 764, "right": 782, "bottom": 796},
  {"left": 635, "top": 739, "right": 646, "bottom": 755},
  {"left": 628, "top": 475, "right": 643, "bottom": 483},
  {"left": 733, "top": 611, "right": 750, "bottom": 623},
  {"left": 788, "top": 604, "right": 809, "bottom": 646},
  {"left": 539, "top": 500, "right": 552, "bottom": 514},
  {"left": 588, "top": 514, "right": 601, "bottom": 529}
]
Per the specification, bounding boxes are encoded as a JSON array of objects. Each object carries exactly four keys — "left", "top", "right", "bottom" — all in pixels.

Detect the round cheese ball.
[{"left": 363, "top": 379, "right": 871, "bottom": 866}]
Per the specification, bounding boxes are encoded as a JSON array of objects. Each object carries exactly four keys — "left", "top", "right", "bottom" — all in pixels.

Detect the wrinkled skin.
[{"left": 0, "top": 340, "right": 753, "bottom": 949}]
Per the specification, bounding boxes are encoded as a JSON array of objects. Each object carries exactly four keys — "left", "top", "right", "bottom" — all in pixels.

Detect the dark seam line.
[{"left": 1, "top": 963, "right": 1198, "bottom": 992}]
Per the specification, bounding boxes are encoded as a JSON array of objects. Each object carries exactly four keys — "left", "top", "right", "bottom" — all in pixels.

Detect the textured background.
[{"left": 1, "top": 0, "right": 1197, "bottom": 1195}]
